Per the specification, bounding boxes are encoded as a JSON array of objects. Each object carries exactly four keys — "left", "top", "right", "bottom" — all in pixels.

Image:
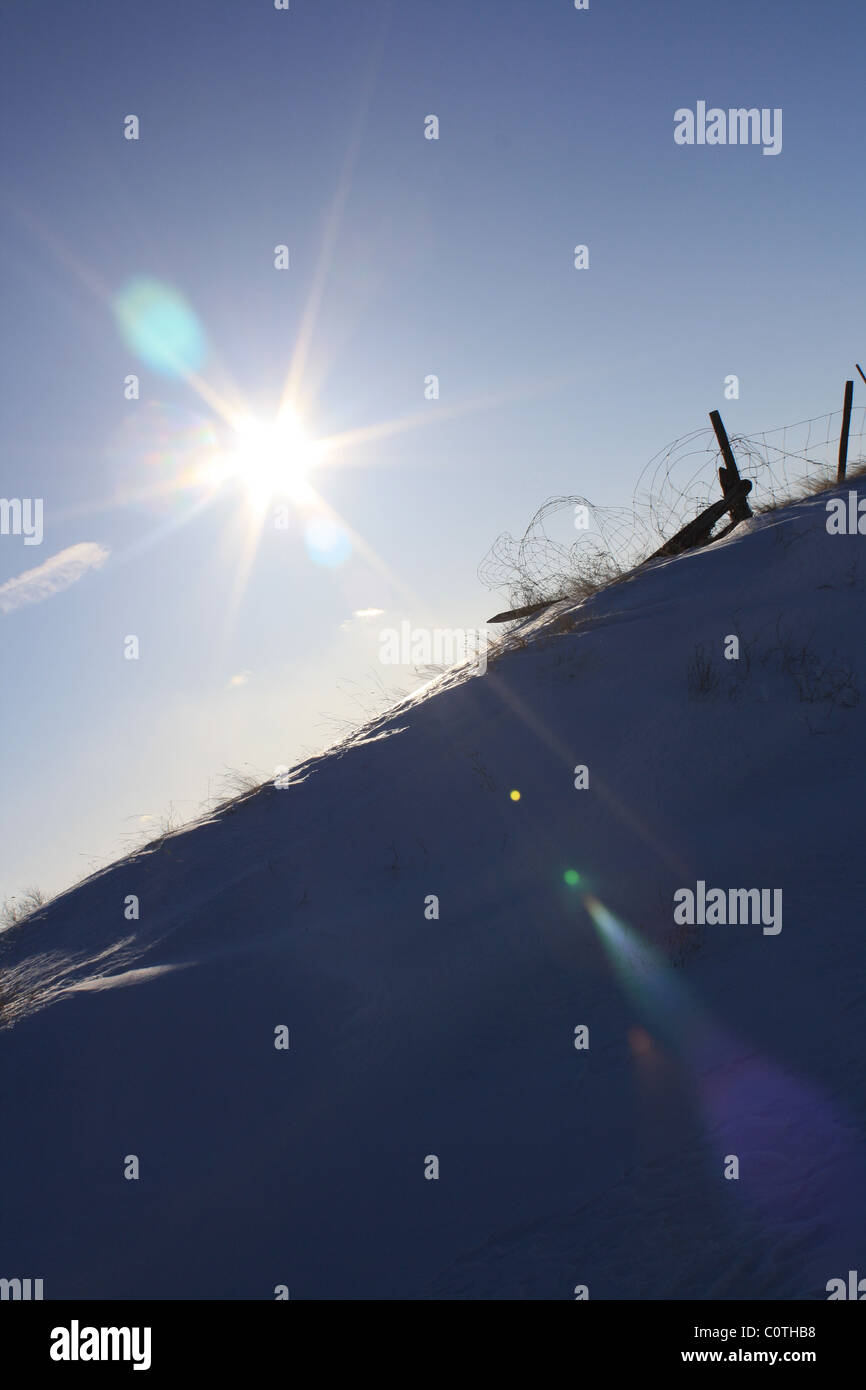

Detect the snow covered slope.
[{"left": 2, "top": 487, "right": 865, "bottom": 1300}]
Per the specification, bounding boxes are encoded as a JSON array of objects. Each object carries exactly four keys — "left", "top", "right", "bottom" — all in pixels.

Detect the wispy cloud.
[
  {"left": 0, "top": 542, "right": 109, "bottom": 616},
  {"left": 340, "top": 607, "right": 386, "bottom": 631},
  {"left": 227, "top": 670, "right": 252, "bottom": 688}
]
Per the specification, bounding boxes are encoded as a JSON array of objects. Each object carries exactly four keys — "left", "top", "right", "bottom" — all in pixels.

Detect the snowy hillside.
[{"left": 2, "top": 486, "right": 865, "bottom": 1300}]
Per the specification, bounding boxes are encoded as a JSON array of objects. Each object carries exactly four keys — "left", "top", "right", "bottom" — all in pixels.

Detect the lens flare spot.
[
  {"left": 113, "top": 401, "right": 220, "bottom": 514},
  {"left": 628, "top": 1025, "right": 655, "bottom": 1057},
  {"left": 564, "top": 868, "right": 580, "bottom": 886},
  {"left": 509, "top": 789, "right": 521, "bottom": 801},
  {"left": 304, "top": 517, "right": 351, "bottom": 568},
  {"left": 114, "top": 277, "right": 207, "bottom": 378}
]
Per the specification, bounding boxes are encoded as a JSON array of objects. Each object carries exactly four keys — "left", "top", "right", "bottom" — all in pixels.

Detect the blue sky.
[{"left": 1, "top": 0, "right": 864, "bottom": 901}]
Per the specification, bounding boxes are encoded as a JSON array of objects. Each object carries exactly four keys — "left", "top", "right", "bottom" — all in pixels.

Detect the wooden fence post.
[
  {"left": 709, "top": 409, "right": 752, "bottom": 520},
  {"left": 648, "top": 478, "right": 753, "bottom": 560},
  {"left": 837, "top": 379, "right": 854, "bottom": 482}
]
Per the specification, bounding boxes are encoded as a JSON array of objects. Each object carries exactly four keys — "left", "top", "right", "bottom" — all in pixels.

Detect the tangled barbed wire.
[{"left": 479, "top": 405, "right": 866, "bottom": 608}]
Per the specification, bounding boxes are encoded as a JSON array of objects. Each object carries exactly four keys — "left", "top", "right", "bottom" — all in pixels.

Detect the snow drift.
[{"left": 2, "top": 486, "right": 865, "bottom": 1300}]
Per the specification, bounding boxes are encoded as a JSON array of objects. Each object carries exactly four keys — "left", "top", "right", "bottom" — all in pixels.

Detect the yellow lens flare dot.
[{"left": 509, "top": 789, "right": 521, "bottom": 801}]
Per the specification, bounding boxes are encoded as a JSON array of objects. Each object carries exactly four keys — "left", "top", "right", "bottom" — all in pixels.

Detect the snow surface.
[{"left": 2, "top": 488, "right": 865, "bottom": 1300}]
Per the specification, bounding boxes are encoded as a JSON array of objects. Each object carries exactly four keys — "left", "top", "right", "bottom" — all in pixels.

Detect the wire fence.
[{"left": 479, "top": 405, "right": 866, "bottom": 608}]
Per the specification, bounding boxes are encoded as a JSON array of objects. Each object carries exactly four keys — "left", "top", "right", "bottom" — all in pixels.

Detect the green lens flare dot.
[{"left": 563, "top": 869, "right": 580, "bottom": 887}]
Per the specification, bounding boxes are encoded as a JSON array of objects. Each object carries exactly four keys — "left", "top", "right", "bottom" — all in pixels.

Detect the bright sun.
[{"left": 224, "top": 410, "right": 317, "bottom": 508}]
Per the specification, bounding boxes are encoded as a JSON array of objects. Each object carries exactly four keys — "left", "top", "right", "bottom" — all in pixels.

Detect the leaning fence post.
[
  {"left": 837, "top": 379, "right": 854, "bottom": 482},
  {"left": 709, "top": 409, "right": 752, "bottom": 520}
]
